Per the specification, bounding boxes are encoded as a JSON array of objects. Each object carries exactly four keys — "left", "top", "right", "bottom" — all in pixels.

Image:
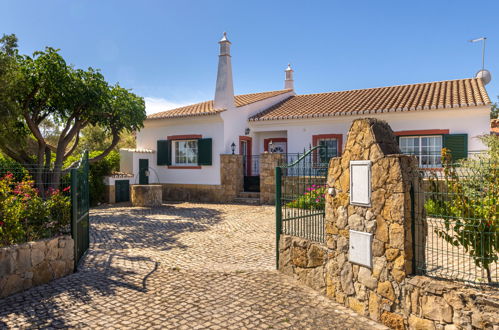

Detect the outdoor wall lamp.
[
  {"left": 268, "top": 140, "right": 273, "bottom": 153},
  {"left": 231, "top": 142, "right": 236, "bottom": 154},
  {"left": 245, "top": 127, "right": 250, "bottom": 135}
]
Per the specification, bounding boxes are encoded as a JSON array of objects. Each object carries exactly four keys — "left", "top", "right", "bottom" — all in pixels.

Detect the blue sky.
[{"left": 1, "top": 0, "right": 498, "bottom": 114}]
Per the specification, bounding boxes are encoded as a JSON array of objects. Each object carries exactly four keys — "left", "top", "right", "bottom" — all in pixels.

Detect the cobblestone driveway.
[{"left": 0, "top": 203, "right": 385, "bottom": 329}]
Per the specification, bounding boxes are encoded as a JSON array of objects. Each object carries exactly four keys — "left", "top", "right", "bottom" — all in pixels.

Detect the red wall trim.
[
  {"left": 168, "top": 166, "right": 202, "bottom": 169},
  {"left": 167, "top": 134, "right": 202, "bottom": 140},
  {"left": 239, "top": 136, "right": 253, "bottom": 176},
  {"left": 312, "top": 134, "right": 343, "bottom": 155},
  {"left": 394, "top": 129, "right": 449, "bottom": 136},
  {"left": 263, "top": 138, "right": 287, "bottom": 152}
]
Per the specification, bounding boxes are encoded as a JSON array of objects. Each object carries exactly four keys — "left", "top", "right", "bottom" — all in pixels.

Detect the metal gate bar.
[
  {"left": 71, "top": 151, "right": 90, "bottom": 270},
  {"left": 275, "top": 146, "right": 332, "bottom": 269}
]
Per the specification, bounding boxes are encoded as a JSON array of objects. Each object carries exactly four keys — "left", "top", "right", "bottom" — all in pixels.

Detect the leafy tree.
[
  {"left": 76, "top": 125, "right": 136, "bottom": 155},
  {"left": 491, "top": 101, "right": 498, "bottom": 120},
  {"left": 0, "top": 34, "right": 146, "bottom": 189}
]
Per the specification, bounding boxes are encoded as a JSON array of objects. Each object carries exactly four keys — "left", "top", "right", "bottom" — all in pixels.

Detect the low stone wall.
[
  {"left": 0, "top": 235, "right": 74, "bottom": 298},
  {"left": 161, "top": 183, "right": 233, "bottom": 203},
  {"left": 279, "top": 235, "right": 499, "bottom": 329},
  {"left": 161, "top": 154, "right": 243, "bottom": 203}
]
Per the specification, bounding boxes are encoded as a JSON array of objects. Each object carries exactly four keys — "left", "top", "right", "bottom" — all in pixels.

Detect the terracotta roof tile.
[
  {"left": 250, "top": 78, "right": 491, "bottom": 121},
  {"left": 147, "top": 89, "right": 292, "bottom": 120}
]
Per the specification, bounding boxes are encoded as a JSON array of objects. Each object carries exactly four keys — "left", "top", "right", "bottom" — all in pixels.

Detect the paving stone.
[{"left": 0, "top": 202, "right": 386, "bottom": 329}]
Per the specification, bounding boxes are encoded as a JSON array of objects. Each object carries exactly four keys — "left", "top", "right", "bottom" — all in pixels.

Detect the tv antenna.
[
  {"left": 469, "top": 37, "right": 491, "bottom": 85},
  {"left": 469, "top": 37, "right": 486, "bottom": 71}
]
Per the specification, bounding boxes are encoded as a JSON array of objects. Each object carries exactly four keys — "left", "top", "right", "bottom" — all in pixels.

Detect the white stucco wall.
[
  {"left": 135, "top": 115, "right": 224, "bottom": 185},
  {"left": 220, "top": 91, "right": 294, "bottom": 154},
  {"left": 249, "top": 106, "right": 491, "bottom": 153},
  {"left": 254, "top": 131, "right": 287, "bottom": 154}
]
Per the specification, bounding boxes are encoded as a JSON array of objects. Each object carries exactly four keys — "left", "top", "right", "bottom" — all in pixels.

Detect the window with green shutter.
[
  {"left": 443, "top": 134, "right": 468, "bottom": 161},
  {"left": 157, "top": 140, "right": 171, "bottom": 165},
  {"left": 197, "top": 138, "right": 212, "bottom": 166}
]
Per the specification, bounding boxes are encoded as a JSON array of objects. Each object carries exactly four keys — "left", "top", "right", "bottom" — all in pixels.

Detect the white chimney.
[
  {"left": 284, "top": 63, "right": 294, "bottom": 90},
  {"left": 214, "top": 32, "right": 235, "bottom": 109}
]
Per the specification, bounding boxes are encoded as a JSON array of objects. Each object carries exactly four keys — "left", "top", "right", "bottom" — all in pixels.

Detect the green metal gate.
[
  {"left": 275, "top": 146, "right": 331, "bottom": 268},
  {"left": 71, "top": 151, "right": 90, "bottom": 269}
]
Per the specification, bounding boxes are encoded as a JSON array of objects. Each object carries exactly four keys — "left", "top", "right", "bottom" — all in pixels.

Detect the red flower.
[
  {"left": 63, "top": 186, "right": 70, "bottom": 192},
  {"left": 0, "top": 220, "right": 4, "bottom": 227}
]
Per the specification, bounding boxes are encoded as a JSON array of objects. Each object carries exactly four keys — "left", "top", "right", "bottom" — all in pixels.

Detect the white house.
[{"left": 119, "top": 33, "right": 492, "bottom": 201}]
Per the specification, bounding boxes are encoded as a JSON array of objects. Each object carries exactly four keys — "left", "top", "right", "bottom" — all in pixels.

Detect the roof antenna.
[{"left": 469, "top": 37, "right": 491, "bottom": 85}]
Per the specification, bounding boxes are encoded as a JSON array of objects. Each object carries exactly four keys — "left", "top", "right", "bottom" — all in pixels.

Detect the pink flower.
[
  {"left": 0, "top": 220, "right": 4, "bottom": 226},
  {"left": 63, "top": 186, "right": 70, "bottom": 192}
]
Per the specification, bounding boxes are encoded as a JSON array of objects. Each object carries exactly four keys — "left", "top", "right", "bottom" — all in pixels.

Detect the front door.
[
  {"left": 240, "top": 137, "right": 259, "bottom": 192},
  {"left": 139, "top": 159, "right": 149, "bottom": 185}
]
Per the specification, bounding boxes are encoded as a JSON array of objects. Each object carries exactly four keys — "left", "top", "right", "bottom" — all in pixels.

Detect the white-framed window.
[
  {"left": 173, "top": 140, "right": 198, "bottom": 166},
  {"left": 399, "top": 135, "right": 442, "bottom": 168}
]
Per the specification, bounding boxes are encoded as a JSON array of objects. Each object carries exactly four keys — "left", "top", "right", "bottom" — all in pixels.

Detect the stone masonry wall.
[
  {"left": 278, "top": 118, "right": 499, "bottom": 329},
  {"left": 0, "top": 235, "right": 74, "bottom": 298},
  {"left": 161, "top": 154, "right": 243, "bottom": 203},
  {"left": 260, "top": 153, "right": 284, "bottom": 204}
]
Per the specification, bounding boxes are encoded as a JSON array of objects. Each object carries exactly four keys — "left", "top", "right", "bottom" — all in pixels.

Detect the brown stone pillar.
[
  {"left": 324, "top": 118, "right": 424, "bottom": 326},
  {"left": 220, "top": 154, "right": 243, "bottom": 202},
  {"left": 259, "top": 153, "right": 285, "bottom": 205}
]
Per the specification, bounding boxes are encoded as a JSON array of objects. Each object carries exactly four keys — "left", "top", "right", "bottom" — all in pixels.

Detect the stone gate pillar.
[
  {"left": 220, "top": 154, "right": 243, "bottom": 201},
  {"left": 259, "top": 153, "right": 285, "bottom": 204},
  {"left": 325, "top": 118, "right": 424, "bottom": 327}
]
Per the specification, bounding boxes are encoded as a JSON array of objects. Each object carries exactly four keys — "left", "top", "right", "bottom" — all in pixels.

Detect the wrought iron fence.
[
  {"left": 401, "top": 150, "right": 486, "bottom": 169},
  {"left": 276, "top": 147, "right": 335, "bottom": 252},
  {"left": 414, "top": 157, "right": 498, "bottom": 286},
  {"left": 244, "top": 155, "right": 260, "bottom": 176}
]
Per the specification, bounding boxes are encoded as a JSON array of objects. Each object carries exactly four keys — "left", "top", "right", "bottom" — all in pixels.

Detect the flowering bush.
[
  {"left": 287, "top": 184, "right": 327, "bottom": 210},
  {"left": 0, "top": 172, "right": 71, "bottom": 247},
  {"left": 430, "top": 136, "right": 498, "bottom": 283}
]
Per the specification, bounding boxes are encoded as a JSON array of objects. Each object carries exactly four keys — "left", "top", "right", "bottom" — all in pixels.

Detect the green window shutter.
[
  {"left": 197, "top": 138, "right": 212, "bottom": 166},
  {"left": 157, "top": 140, "right": 171, "bottom": 165},
  {"left": 443, "top": 134, "right": 468, "bottom": 161}
]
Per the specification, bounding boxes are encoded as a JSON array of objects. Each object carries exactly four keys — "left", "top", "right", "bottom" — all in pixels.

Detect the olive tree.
[{"left": 0, "top": 34, "right": 146, "bottom": 189}]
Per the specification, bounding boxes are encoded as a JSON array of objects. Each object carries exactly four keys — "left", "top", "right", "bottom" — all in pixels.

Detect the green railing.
[
  {"left": 276, "top": 146, "right": 333, "bottom": 268},
  {"left": 71, "top": 151, "right": 90, "bottom": 269},
  {"left": 414, "top": 156, "right": 498, "bottom": 286}
]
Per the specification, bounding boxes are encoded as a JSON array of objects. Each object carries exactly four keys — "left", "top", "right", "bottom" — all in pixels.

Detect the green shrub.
[{"left": 65, "top": 150, "right": 119, "bottom": 206}]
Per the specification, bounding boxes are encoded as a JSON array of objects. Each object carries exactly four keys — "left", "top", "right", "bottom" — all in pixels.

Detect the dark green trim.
[
  {"left": 443, "top": 134, "right": 468, "bottom": 161},
  {"left": 157, "top": 140, "right": 171, "bottom": 166},
  {"left": 275, "top": 166, "right": 282, "bottom": 270},
  {"left": 197, "top": 138, "right": 213, "bottom": 166}
]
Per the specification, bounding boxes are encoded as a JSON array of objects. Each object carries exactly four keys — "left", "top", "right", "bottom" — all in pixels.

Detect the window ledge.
[{"left": 168, "top": 166, "right": 202, "bottom": 169}]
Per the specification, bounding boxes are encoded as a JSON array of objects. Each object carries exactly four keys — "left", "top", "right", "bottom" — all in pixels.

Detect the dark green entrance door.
[
  {"left": 115, "top": 180, "right": 130, "bottom": 202},
  {"left": 139, "top": 159, "right": 149, "bottom": 185}
]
